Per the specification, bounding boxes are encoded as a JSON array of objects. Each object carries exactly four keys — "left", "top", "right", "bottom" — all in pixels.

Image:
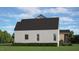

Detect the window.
[
  {"left": 53, "top": 34, "right": 56, "bottom": 41},
  {"left": 25, "top": 34, "right": 28, "bottom": 40},
  {"left": 37, "top": 34, "right": 39, "bottom": 41}
]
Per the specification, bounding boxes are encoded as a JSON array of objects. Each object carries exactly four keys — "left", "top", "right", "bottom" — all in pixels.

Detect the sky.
[{"left": 0, "top": 7, "right": 79, "bottom": 35}]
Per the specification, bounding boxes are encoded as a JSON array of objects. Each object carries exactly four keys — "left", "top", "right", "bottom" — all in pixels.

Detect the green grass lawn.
[{"left": 0, "top": 44, "right": 79, "bottom": 51}]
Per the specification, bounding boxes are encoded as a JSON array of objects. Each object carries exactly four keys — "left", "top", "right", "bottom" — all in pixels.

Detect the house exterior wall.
[{"left": 14, "top": 30, "right": 59, "bottom": 43}]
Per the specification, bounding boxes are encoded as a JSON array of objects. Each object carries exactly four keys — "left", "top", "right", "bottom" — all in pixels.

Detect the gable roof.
[{"left": 14, "top": 16, "right": 59, "bottom": 31}]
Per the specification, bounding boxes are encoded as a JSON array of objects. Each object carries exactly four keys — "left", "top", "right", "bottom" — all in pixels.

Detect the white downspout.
[{"left": 57, "top": 29, "right": 59, "bottom": 47}]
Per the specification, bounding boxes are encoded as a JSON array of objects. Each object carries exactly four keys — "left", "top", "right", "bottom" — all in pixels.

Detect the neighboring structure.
[
  {"left": 60, "top": 30, "right": 70, "bottom": 43},
  {"left": 14, "top": 15, "right": 59, "bottom": 47},
  {"left": 14, "top": 15, "right": 70, "bottom": 47}
]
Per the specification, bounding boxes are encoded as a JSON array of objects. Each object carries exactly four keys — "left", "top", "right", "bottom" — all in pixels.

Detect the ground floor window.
[
  {"left": 53, "top": 34, "right": 56, "bottom": 41},
  {"left": 25, "top": 34, "right": 28, "bottom": 40},
  {"left": 37, "top": 34, "right": 39, "bottom": 41}
]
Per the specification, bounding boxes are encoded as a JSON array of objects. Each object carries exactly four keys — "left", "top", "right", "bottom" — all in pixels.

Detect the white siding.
[{"left": 14, "top": 30, "right": 59, "bottom": 43}]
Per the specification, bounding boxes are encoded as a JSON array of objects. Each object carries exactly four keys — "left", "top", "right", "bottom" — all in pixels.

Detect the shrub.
[
  {"left": 59, "top": 40, "right": 72, "bottom": 46},
  {"left": 59, "top": 40, "right": 64, "bottom": 46},
  {"left": 62, "top": 43, "right": 72, "bottom": 46},
  {"left": 0, "top": 43, "right": 12, "bottom": 46},
  {"left": 13, "top": 43, "right": 57, "bottom": 46}
]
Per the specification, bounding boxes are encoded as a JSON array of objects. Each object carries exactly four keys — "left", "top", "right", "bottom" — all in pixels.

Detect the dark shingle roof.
[
  {"left": 14, "top": 17, "right": 59, "bottom": 31},
  {"left": 60, "top": 30, "right": 70, "bottom": 33}
]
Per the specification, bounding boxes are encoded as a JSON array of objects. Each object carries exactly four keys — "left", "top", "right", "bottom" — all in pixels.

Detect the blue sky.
[{"left": 0, "top": 7, "right": 79, "bottom": 35}]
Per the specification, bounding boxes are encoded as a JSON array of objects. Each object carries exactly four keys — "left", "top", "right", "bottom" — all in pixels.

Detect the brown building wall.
[
  {"left": 60, "top": 33, "right": 64, "bottom": 41},
  {"left": 60, "top": 32, "right": 70, "bottom": 41}
]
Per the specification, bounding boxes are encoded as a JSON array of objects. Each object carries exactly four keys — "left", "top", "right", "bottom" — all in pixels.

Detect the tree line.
[
  {"left": 0, "top": 30, "right": 13, "bottom": 43},
  {"left": 71, "top": 35, "right": 79, "bottom": 44},
  {"left": 68, "top": 31, "right": 79, "bottom": 44}
]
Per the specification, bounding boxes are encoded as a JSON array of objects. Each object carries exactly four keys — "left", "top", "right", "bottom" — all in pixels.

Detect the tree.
[
  {"left": 0, "top": 30, "right": 3, "bottom": 43},
  {"left": 0, "top": 30, "right": 13, "bottom": 43},
  {"left": 73, "top": 35, "right": 79, "bottom": 43},
  {"left": 12, "top": 33, "right": 14, "bottom": 39},
  {"left": 68, "top": 31, "right": 74, "bottom": 43},
  {"left": 12, "top": 33, "right": 14, "bottom": 43}
]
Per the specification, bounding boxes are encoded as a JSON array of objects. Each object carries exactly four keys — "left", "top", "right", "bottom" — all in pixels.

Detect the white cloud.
[
  {"left": 18, "top": 7, "right": 41, "bottom": 14},
  {"left": 42, "top": 7, "right": 72, "bottom": 15},
  {"left": 18, "top": 13, "right": 34, "bottom": 19},
  {"left": 0, "top": 7, "right": 74, "bottom": 20},
  {"left": 0, "top": 19, "right": 10, "bottom": 22},
  {"left": 2, "top": 25, "right": 15, "bottom": 29},
  {"left": 0, "top": 13, "right": 33, "bottom": 20},
  {"left": 59, "top": 16, "right": 75, "bottom": 26},
  {"left": 17, "top": 7, "right": 41, "bottom": 19},
  {"left": 0, "top": 14, "right": 17, "bottom": 18},
  {"left": 17, "top": 7, "right": 73, "bottom": 20},
  {"left": 18, "top": 7, "right": 70, "bottom": 20},
  {"left": 0, "top": 7, "right": 41, "bottom": 20},
  {"left": 60, "top": 17, "right": 74, "bottom": 22},
  {"left": 0, "top": 7, "right": 76, "bottom": 19},
  {"left": 50, "top": 7, "right": 69, "bottom": 14},
  {"left": 60, "top": 25, "right": 76, "bottom": 29},
  {"left": 6, "top": 25, "right": 15, "bottom": 29}
]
